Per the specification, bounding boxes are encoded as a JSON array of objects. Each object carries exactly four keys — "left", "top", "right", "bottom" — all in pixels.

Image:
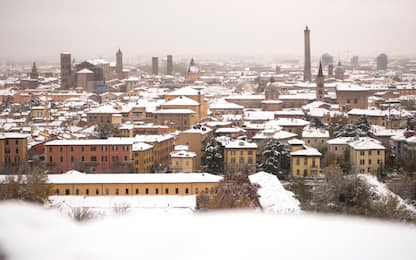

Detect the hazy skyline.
[{"left": 1, "top": 0, "right": 415, "bottom": 62}]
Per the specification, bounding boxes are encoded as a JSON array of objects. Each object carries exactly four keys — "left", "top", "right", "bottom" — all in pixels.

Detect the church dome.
[{"left": 335, "top": 61, "right": 345, "bottom": 73}]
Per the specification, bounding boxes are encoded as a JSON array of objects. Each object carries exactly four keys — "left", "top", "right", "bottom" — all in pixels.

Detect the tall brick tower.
[
  {"left": 30, "top": 62, "right": 39, "bottom": 80},
  {"left": 167, "top": 55, "right": 173, "bottom": 75},
  {"left": 60, "top": 53, "right": 72, "bottom": 89},
  {"left": 116, "top": 48, "right": 123, "bottom": 79},
  {"left": 152, "top": 57, "right": 159, "bottom": 75},
  {"left": 316, "top": 61, "right": 325, "bottom": 102},
  {"left": 304, "top": 26, "right": 312, "bottom": 82}
]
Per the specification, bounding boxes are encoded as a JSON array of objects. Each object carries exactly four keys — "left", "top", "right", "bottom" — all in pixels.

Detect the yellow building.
[
  {"left": 224, "top": 140, "right": 257, "bottom": 175},
  {"left": 133, "top": 142, "right": 154, "bottom": 173},
  {"left": 347, "top": 108, "right": 409, "bottom": 129},
  {"left": 43, "top": 170, "right": 222, "bottom": 196},
  {"left": 348, "top": 138, "right": 385, "bottom": 174},
  {"left": 160, "top": 96, "right": 201, "bottom": 121},
  {"left": 134, "top": 134, "right": 175, "bottom": 170},
  {"left": 31, "top": 106, "right": 46, "bottom": 118},
  {"left": 302, "top": 127, "right": 329, "bottom": 149},
  {"left": 289, "top": 140, "right": 321, "bottom": 178},
  {"left": 170, "top": 150, "right": 196, "bottom": 173},
  {"left": 153, "top": 109, "right": 198, "bottom": 131},
  {"left": 164, "top": 86, "right": 208, "bottom": 120},
  {"left": 327, "top": 137, "right": 352, "bottom": 157},
  {"left": 175, "top": 126, "right": 213, "bottom": 171},
  {"left": 327, "top": 137, "right": 386, "bottom": 174},
  {"left": 86, "top": 105, "right": 122, "bottom": 127}
]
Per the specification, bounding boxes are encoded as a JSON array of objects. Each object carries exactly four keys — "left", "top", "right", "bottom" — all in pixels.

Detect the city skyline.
[{"left": 1, "top": 0, "right": 416, "bottom": 62}]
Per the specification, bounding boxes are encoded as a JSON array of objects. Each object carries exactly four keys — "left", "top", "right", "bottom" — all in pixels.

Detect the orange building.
[
  {"left": 0, "top": 133, "right": 29, "bottom": 168},
  {"left": 44, "top": 138, "right": 135, "bottom": 173}
]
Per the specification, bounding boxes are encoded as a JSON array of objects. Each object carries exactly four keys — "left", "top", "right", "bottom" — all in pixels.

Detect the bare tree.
[
  {"left": 113, "top": 202, "right": 130, "bottom": 215},
  {"left": 70, "top": 207, "right": 96, "bottom": 222}
]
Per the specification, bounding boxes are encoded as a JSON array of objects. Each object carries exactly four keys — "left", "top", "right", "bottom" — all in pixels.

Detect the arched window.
[
  {"left": 185, "top": 188, "right": 189, "bottom": 194},
  {"left": 145, "top": 188, "right": 149, "bottom": 194},
  {"left": 75, "top": 189, "right": 80, "bottom": 195},
  {"left": 135, "top": 188, "right": 139, "bottom": 194},
  {"left": 116, "top": 188, "right": 119, "bottom": 195},
  {"left": 96, "top": 189, "right": 99, "bottom": 195},
  {"left": 155, "top": 188, "right": 159, "bottom": 194},
  {"left": 165, "top": 188, "right": 169, "bottom": 194}
]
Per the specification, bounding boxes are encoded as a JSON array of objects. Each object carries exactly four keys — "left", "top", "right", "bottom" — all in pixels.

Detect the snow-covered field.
[{"left": 0, "top": 201, "right": 415, "bottom": 260}]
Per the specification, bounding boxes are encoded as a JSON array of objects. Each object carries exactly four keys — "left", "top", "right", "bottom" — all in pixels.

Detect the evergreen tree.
[
  {"left": 334, "top": 124, "right": 362, "bottom": 137},
  {"left": 202, "top": 140, "right": 224, "bottom": 175},
  {"left": 356, "top": 115, "right": 370, "bottom": 136},
  {"left": 311, "top": 117, "right": 324, "bottom": 128},
  {"left": 258, "top": 139, "right": 290, "bottom": 180}
]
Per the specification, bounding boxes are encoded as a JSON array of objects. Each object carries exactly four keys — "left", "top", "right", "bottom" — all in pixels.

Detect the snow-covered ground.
[
  {"left": 49, "top": 195, "right": 196, "bottom": 217},
  {"left": 1, "top": 202, "right": 415, "bottom": 260},
  {"left": 249, "top": 171, "right": 300, "bottom": 213}
]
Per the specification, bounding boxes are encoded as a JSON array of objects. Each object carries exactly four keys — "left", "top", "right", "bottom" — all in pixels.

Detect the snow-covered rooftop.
[
  {"left": 224, "top": 140, "right": 257, "bottom": 149},
  {"left": 38, "top": 171, "right": 223, "bottom": 184},
  {"left": 290, "top": 146, "right": 322, "bottom": 156},
  {"left": 163, "top": 96, "right": 200, "bottom": 106}
]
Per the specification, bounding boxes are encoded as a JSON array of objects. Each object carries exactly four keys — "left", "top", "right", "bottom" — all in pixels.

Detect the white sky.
[{"left": 1, "top": 0, "right": 415, "bottom": 62}]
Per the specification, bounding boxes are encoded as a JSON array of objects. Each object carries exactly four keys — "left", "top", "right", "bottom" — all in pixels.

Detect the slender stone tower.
[
  {"left": 152, "top": 57, "right": 159, "bottom": 75},
  {"left": 30, "top": 62, "right": 39, "bottom": 80},
  {"left": 304, "top": 26, "right": 312, "bottom": 82},
  {"left": 167, "top": 55, "right": 173, "bottom": 75},
  {"left": 116, "top": 48, "right": 123, "bottom": 79},
  {"left": 316, "top": 61, "right": 325, "bottom": 102},
  {"left": 60, "top": 53, "right": 72, "bottom": 89}
]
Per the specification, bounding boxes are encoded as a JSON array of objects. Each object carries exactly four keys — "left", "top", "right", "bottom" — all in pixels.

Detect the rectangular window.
[
  {"left": 91, "top": 156, "right": 97, "bottom": 162},
  {"left": 90, "top": 146, "right": 97, "bottom": 151},
  {"left": 248, "top": 150, "right": 253, "bottom": 155}
]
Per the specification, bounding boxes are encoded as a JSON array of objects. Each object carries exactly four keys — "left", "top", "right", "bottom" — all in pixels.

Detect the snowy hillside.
[
  {"left": 0, "top": 202, "right": 415, "bottom": 260},
  {"left": 249, "top": 171, "right": 300, "bottom": 213},
  {"left": 358, "top": 174, "right": 416, "bottom": 213}
]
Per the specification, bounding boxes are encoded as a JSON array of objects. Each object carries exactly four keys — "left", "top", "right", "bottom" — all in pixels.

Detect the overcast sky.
[{"left": 1, "top": 0, "right": 415, "bottom": 63}]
